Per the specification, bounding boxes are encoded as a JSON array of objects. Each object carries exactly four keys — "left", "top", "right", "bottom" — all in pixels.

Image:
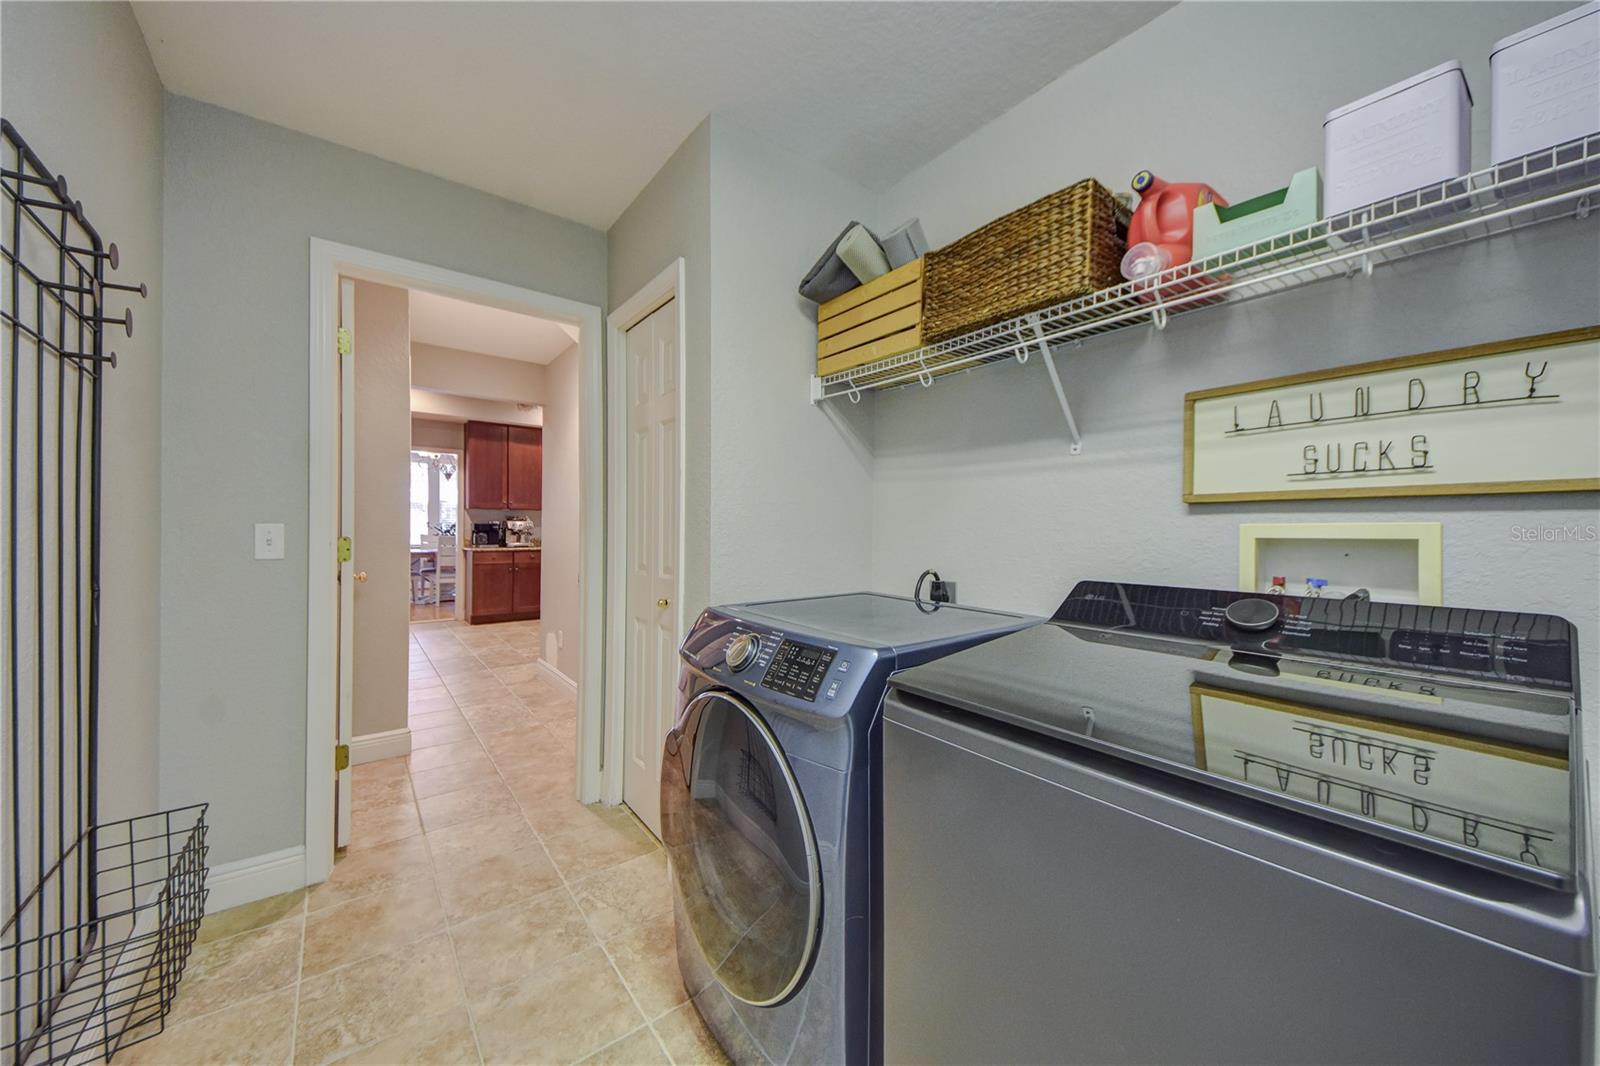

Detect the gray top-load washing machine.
[
  {"left": 882, "top": 579, "right": 1593, "bottom": 1064},
  {"left": 660, "top": 593, "right": 1034, "bottom": 1065}
]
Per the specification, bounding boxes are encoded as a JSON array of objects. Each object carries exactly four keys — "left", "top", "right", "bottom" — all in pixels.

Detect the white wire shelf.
[{"left": 810, "top": 134, "right": 1600, "bottom": 453}]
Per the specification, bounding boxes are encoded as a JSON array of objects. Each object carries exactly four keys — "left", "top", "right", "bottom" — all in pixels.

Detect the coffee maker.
[
  {"left": 506, "top": 516, "right": 537, "bottom": 547},
  {"left": 471, "top": 521, "right": 504, "bottom": 547}
]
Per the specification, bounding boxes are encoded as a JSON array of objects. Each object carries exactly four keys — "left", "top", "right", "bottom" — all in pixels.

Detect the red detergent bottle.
[{"left": 1121, "top": 170, "right": 1229, "bottom": 283}]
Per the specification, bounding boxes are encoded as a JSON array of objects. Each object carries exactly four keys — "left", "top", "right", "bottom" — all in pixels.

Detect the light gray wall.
[
  {"left": 607, "top": 119, "right": 711, "bottom": 619},
  {"left": 541, "top": 343, "right": 582, "bottom": 679},
  {"left": 866, "top": 0, "right": 1600, "bottom": 872},
  {"left": 605, "top": 115, "right": 880, "bottom": 614},
  {"left": 159, "top": 95, "right": 607, "bottom": 864},
  {"left": 351, "top": 280, "right": 411, "bottom": 739},
  {"left": 2, "top": 1, "right": 165, "bottom": 823},
  {"left": 706, "top": 117, "right": 877, "bottom": 601}
]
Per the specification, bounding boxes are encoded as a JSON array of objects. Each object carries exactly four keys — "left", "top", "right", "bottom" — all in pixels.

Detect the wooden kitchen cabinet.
[
  {"left": 464, "top": 421, "right": 509, "bottom": 510},
  {"left": 468, "top": 550, "right": 540, "bottom": 623},
  {"left": 464, "top": 421, "right": 541, "bottom": 510},
  {"left": 506, "top": 427, "right": 543, "bottom": 510},
  {"left": 511, "top": 551, "right": 541, "bottom": 618},
  {"left": 468, "top": 551, "right": 514, "bottom": 621}
]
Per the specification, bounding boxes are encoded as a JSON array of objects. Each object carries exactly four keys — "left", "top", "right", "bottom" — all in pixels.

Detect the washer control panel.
[{"left": 760, "top": 639, "right": 837, "bottom": 701}]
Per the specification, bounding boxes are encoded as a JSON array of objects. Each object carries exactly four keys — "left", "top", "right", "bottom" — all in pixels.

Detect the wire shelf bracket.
[
  {"left": 1026, "top": 313, "right": 1082, "bottom": 453},
  {"left": 809, "top": 133, "right": 1600, "bottom": 451}
]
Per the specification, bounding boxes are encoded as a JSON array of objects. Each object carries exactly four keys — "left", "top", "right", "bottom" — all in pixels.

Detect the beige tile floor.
[
  {"left": 409, "top": 600, "right": 457, "bottom": 624},
  {"left": 126, "top": 619, "right": 728, "bottom": 1066}
]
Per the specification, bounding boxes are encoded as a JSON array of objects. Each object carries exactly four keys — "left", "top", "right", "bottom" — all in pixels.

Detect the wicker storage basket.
[{"left": 922, "top": 179, "right": 1130, "bottom": 344}]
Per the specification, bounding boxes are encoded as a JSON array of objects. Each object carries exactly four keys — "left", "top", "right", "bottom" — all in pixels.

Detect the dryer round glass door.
[{"left": 660, "top": 690, "right": 821, "bottom": 1007}]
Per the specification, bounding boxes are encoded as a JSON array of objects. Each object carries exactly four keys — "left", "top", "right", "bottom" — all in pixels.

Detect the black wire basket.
[{"left": 2, "top": 804, "right": 208, "bottom": 1066}]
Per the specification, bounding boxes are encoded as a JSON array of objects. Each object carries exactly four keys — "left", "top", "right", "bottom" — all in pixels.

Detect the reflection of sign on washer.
[
  {"left": 1190, "top": 684, "right": 1570, "bottom": 872},
  {"left": 1184, "top": 326, "right": 1600, "bottom": 502}
]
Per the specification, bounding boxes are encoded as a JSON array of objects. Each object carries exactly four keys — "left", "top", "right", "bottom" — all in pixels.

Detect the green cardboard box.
[{"left": 1192, "top": 167, "right": 1322, "bottom": 263}]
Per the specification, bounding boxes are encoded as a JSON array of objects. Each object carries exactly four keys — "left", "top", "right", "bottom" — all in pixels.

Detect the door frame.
[
  {"left": 601, "top": 258, "right": 687, "bottom": 806},
  {"left": 305, "top": 238, "right": 605, "bottom": 883}
]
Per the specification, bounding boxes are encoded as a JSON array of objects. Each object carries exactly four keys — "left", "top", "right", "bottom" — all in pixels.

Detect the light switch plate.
[{"left": 255, "top": 522, "right": 286, "bottom": 560}]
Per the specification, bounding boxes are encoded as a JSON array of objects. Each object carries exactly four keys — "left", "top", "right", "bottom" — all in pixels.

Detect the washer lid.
[{"left": 889, "top": 580, "right": 1578, "bottom": 889}]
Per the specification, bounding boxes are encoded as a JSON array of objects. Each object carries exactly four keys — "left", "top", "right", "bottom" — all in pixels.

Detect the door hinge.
[
  {"left": 336, "top": 327, "right": 352, "bottom": 356},
  {"left": 334, "top": 743, "right": 350, "bottom": 772},
  {"left": 337, "top": 536, "right": 353, "bottom": 563}
]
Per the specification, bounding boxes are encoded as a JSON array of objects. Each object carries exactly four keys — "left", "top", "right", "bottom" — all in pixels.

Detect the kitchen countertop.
[{"left": 462, "top": 545, "right": 541, "bottom": 552}]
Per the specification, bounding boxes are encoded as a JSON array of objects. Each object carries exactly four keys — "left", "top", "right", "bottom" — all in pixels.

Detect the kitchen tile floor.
[
  {"left": 409, "top": 600, "right": 458, "bottom": 624},
  {"left": 126, "top": 620, "right": 726, "bottom": 1066}
]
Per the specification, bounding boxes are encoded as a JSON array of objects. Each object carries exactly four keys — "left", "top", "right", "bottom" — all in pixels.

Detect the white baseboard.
[
  {"left": 537, "top": 658, "right": 578, "bottom": 697},
  {"left": 207, "top": 845, "right": 306, "bottom": 912},
  {"left": 350, "top": 726, "right": 412, "bottom": 764}
]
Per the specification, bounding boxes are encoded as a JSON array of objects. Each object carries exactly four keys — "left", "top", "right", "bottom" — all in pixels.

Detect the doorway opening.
[
  {"left": 306, "top": 240, "right": 606, "bottom": 886},
  {"left": 342, "top": 273, "right": 574, "bottom": 857},
  {"left": 408, "top": 448, "right": 459, "bottom": 624}
]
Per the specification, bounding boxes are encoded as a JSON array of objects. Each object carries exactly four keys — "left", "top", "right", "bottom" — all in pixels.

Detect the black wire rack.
[
  {"left": 2, "top": 119, "right": 208, "bottom": 1065},
  {"left": 2, "top": 809, "right": 208, "bottom": 1066}
]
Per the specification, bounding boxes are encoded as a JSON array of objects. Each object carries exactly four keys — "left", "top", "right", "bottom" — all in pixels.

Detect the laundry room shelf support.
[
  {"left": 810, "top": 133, "right": 1600, "bottom": 449},
  {"left": 1027, "top": 313, "right": 1082, "bottom": 453}
]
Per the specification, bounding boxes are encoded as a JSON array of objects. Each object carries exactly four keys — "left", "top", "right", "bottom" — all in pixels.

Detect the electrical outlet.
[{"left": 255, "top": 522, "right": 286, "bottom": 560}]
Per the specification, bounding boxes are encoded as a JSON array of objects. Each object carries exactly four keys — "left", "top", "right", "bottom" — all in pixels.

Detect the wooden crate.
[{"left": 816, "top": 259, "right": 923, "bottom": 377}]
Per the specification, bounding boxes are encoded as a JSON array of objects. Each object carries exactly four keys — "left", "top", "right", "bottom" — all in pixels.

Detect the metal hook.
[
  {"left": 1577, "top": 195, "right": 1591, "bottom": 221},
  {"left": 102, "top": 280, "right": 147, "bottom": 299},
  {"left": 916, "top": 354, "right": 934, "bottom": 388},
  {"left": 91, "top": 307, "right": 133, "bottom": 338},
  {"left": 846, "top": 376, "right": 861, "bottom": 404},
  {"left": 62, "top": 242, "right": 118, "bottom": 270},
  {"left": 1014, "top": 327, "right": 1030, "bottom": 364},
  {"left": 1151, "top": 304, "right": 1168, "bottom": 331}
]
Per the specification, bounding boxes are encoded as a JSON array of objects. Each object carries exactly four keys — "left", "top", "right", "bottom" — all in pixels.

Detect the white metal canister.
[
  {"left": 1490, "top": 3, "right": 1599, "bottom": 165},
  {"left": 1323, "top": 61, "right": 1472, "bottom": 224}
]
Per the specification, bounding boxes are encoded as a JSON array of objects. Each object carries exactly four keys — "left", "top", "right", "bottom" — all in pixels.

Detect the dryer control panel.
[
  {"left": 761, "top": 640, "right": 838, "bottom": 701},
  {"left": 680, "top": 613, "right": 876, "bottom": 720}
]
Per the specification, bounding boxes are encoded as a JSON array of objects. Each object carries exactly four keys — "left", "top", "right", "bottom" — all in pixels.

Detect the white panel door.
[
  {"left": 622, "top": 298, "right": 679, "bottom": 838},
  {"left": 335, "top": 278, "right": 356, "bottom": 848}
]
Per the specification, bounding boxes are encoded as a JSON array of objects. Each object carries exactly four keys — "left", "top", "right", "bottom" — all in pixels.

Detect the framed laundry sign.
[
  {"left": 1183, "top": 326, "right": 1600, "bottom": 502},
  {"left": 1189, "top": 684, "right": 1570, "bottom": 874}
]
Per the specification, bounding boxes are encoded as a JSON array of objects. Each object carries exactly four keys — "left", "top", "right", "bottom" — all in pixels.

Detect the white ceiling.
[
  {"left": 410, "top": 289, "right": 577, "bottom": 365},
  {"left": 131, "top": 2, "right": 1171, "bottom": 229}
]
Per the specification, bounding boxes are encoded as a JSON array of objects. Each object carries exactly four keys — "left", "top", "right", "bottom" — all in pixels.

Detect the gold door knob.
[
  {"left": 656, "top": 597, "right": 670, "bottom": 608},
  {"left": 355, "top": 571, "right": 369, "bottom": 583}
]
